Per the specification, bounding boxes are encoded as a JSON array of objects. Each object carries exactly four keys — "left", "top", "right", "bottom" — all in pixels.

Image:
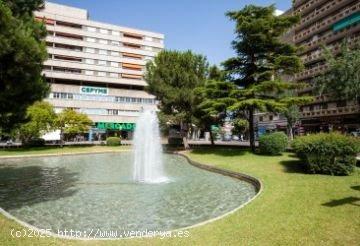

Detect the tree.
[
  {"left": 0, "top": 0, "right": 48, "bottom": 132},
  {"left": 18, "top": 101, "right": 56, "bottom": 142},
  {"left": 55, "top": 109, "right": 92, "bottom": 146},
  {"left": 145, "top": 50, "right": 208, "bottom": 148},
  {"left": 283, "top": 105, "right": 300, "bottom": 140},
  {"left": 316, "top": 43, "right": 360, "bottom": 101},
  {"left": 223, "top": 5, "right": 307, "bottom": 151},
  {"left": 232, "top": 118, "right": 249, "bottom": 139},
  {"left": 193, "top": 80, "right": 236, "bottom": 145}
]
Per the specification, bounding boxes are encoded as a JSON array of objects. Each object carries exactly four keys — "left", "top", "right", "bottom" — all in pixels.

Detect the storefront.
[{"left": 89, "top": 122, "right": 136, "bottom": 141}]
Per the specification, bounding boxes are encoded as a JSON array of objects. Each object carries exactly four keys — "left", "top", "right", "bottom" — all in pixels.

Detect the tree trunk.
[
  {"left": 209, "top": 129, "right": 215, "bottom": 146},
  {"left": 180, "top": 121, "right": 190, "bottom": 149},
  {"left": 60, "top": 128, "right": 64, "bottom": 148},
  {"left": 288, "top": 126, "right": 294, "bottom": 141},
  {"left": 249, "top": 108, "right": 256, "bottom": 152}
]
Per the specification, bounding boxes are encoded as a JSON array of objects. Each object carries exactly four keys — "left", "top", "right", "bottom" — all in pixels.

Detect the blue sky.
[{"left": 50, "top": 0, "right": 292, "bottom": 65}]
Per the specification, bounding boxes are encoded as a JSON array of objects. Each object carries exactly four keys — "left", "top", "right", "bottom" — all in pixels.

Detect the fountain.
[{"left": 133, "top": 109, "right": 168, "bottom": 183}]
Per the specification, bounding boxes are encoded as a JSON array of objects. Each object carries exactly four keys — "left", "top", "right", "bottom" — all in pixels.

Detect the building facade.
[
  {"left": 34, "top": 2, "right": 164, "bottom": 140},
  {"left": 256, "top": 1, "right": 360, "bottom": 136},
  {"left": 293, "top": 0, "right": 360, "bottom": 133}
]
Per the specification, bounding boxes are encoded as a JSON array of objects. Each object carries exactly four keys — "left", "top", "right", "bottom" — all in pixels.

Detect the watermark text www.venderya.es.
[{"left": 10, "top": 228, "right": 190, "bottom": 239}]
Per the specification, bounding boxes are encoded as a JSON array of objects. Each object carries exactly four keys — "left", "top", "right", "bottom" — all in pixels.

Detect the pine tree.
[{"left": 223, "top": 5, "right": 311, "bottom": 151}]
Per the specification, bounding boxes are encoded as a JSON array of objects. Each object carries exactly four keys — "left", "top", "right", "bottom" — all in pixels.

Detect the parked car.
[
  {"left": 232, "top": 135, "right": 240, "bottom": 141},
  {"left": 222, "top": 134, "right": 232, "bottom": 141},
  {"left": 350, "top": 129, "right": 360, "bottom": 137}
]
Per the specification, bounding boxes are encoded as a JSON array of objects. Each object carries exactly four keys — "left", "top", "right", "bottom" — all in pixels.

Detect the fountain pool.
[{"left": 0, "top": 152, "right": 257, "bottom": 238}]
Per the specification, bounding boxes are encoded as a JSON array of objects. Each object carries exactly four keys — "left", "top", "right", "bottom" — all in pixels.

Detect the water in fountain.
[{"left": 133, "top": 109, "right": 168, "bottom": 183}]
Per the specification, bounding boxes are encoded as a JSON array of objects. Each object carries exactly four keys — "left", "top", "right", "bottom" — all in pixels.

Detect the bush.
[
  {"left": 23, "top": 138, "right": 45, "bottom": 147},
  {"left": 259, "top": 132, "right": 288, "bottom": 155},
  {"left": 106, "top": 137, "right": 121, "bottom": 146},
  {"left": 168, "top": 137, "right": 183, "bottom": 146},
  {"left": 291, "top": 132, "right": 360, "bottom": 176}
]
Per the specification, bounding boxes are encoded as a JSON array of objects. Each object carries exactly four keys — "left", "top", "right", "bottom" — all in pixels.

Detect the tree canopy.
[
  {"left": 0, "top": 0, "right": 48, "bottom": 132},
  {"left": 18, "top": 101, "right": 56, "bottom": 142},
  {"left": 316, "top": 43, "right": 360, "bottom": 101},
  {"left": 145, "top": 50, "right": 208, "bottom": 148}
]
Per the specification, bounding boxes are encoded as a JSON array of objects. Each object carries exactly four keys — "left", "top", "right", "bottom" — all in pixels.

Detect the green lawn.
[
  {"left": 0, "top": 147, "right": 359, "bottom": 245},
  {"left": 0, "top": 145, "right": 130, "bottom": 157}
]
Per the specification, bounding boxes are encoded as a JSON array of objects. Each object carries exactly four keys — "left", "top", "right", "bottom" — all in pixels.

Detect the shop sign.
[
  {"left": 96, "top": 122, "right": 135, "bottom": 131},
  {"left": 80, "top": 86, "right": 108, "bottom": 95}
]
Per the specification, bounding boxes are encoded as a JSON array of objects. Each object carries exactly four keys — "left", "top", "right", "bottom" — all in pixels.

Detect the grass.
[
  {"left": 0, "top": 145, "right": 130, "bottom": 157},
  {"left": 0, "top": 147, "right": 359, "bottom": 245}
]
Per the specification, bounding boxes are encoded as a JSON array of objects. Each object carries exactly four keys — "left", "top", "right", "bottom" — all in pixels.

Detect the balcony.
[
  {"left": 293, "top": 0, "right": 329, "bottom": 16},
  {"left": 302, "top": 35, "right": 360, "bottom": 64},
  {"left": 294, "top": 64, "right": 327, "bottom": 80},
  {"left": 301, "top": 105, "right": 360, "bottom": 118},
  {"left": 295, "top": 0, "right": 355, "bottom": 31},
  {"left": 299, "top": 23, "right": 360, "bottom": 54},
  {"left": 294, "top": 2, "right": 360, "bottom": 43}
]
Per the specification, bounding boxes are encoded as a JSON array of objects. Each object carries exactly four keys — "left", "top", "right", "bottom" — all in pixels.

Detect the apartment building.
[
  {"left": 34, "top": 2, "right": 164, "bottom": 140},
  {"left": 255, "top": 1, "right": 360, "bottom": 136},
  {"left": 293, "top": 0, "right": 360, "bottom": 133}
]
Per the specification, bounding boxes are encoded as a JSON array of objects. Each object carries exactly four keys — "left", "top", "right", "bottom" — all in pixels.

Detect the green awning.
[{"left": 332, "top": 12, "right": 360, "bottom": 32}]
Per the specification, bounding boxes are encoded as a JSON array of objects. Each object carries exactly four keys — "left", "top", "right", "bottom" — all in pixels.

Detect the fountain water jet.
[{"left": 133, "top": 109, "right": 168, "bottom": 183}]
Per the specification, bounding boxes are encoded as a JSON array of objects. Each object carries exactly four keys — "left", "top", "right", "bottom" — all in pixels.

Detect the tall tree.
[
  {"left": 18, "top": 101, "right": 56, "bottom": 142},
  {"left": 0, "top": 0, "right": 48, "bottom": 132},
  {"left": 316, "top": 43, "right": 360, "bottom": 101},
  {"left": 223, "top": 5, "right": 307, "bottom": 151},
  {"left": 193, "top": 80, "right": 236, "bottom": 145},
  {"left": 145, "top": 50, "right": 208, "bottom": 148},
  {"left": 55, "top": 109, "right": 92, "bottom": 147}
]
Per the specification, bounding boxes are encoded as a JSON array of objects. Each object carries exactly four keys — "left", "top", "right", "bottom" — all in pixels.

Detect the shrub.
[
  {"left": 168, "top": 137, "right": 183, "bottom": 146},
  {"left": 23, "top": 138, "right": 45, "bottom": 147},
  {"left": 106, "top": 137, "right": 121, "bottom": 146},
  {"left": 291, "top": 132, "right": 360, "bottom": 176},
  {"left": 259, "top": 132, "right": 288, "bottom": 155}
]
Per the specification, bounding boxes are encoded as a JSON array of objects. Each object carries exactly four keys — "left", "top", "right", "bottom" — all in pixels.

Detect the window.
[
  {"left": 98, "top": 60, "right": 107, "bottom": 66},
  {"left": 99, "top": 49, "right": 107, "bottom": 55},
  {"left": 86, "top": 37, "right": 96, "bottom": 43},
  {"left": 110, "top": 62, "right": 118, "bottom": 67},
  {"left": 110, "top": 51, "right": 119, "bottom": 56},
  {"left": 269, "top": 115, "right": 273, "bottom": 121},
  {"left": 99, "top": 28, "right": 108, "bottom": 34},
  {"left": 87, "top": 26, "right": 97, "bottom": 32},
  {"left": 97, "top": 71, "right": 106, "bottom": 77},
  {"left": 109, "top": 73, "right": 118, "bottom": 78},
  {"left": 144, "top": 36, "right": 153, "bottom": 42},
  {"left": 85, "top": 59, "right": 95, "bottom": 64},
  {"left": 123, "top": 43, "right": 141, "bottom": 49},
  {"left": 123, "top": 33, "right": 143, "bottom": 40},
  {"left": 85, "top": 47, "right": 95, "bottom": 54},
  {"left": 111, "top": 40, "right": 120, "bottom": 46},
  {"left": 112, "top": 30, "right": 120, "bottom": 36},
  {"left": 99, "top": 39, "right": 108, "bottom": 44},
  {"left": 144, "top": 46, "right": 152, "bottom": 51},
  {"left": 85, "top": 70, "right": 94, "bottom": 75},
  {"left": 259, "top": 116, "right": 263, "bottom": 122}
]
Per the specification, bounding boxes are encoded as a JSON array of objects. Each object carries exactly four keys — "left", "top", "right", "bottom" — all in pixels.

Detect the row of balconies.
[
  {"left": 301, "top": 105, "right": 360, "bottom": 118},
  {"left": 35, "top": 16, "right": 163, "bottom": 45},
  {"left": 294, "top": 63, "right": 327, "bottom": 80},
  {"left": 294, "top": 2, "right": 360, "bottom": 43},
  {"left": 42, "top": 69, "right": 147, "bottom": 87},
  {"left": 293, "top": 0, "right": 329, "bottom": 16},
  {"left": 299, "top": 24, "right": 360, "bottom": 54},
  {"left": 301, "top": 35, "right": 360, "bottom": 64},
  {"left": 295, "top": 0, "right": 355, "bottom": 31}
]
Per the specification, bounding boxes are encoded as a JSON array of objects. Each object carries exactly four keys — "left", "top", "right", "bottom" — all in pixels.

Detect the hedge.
[
  {"left": 106, "top": 137, "right": 121, "bottom": 146},
  {"left": 291, "top": 132, "right": 360, "bottom": 175},
  {"left": 259, "top": 132, "right": 288, "bottom": 155}
]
